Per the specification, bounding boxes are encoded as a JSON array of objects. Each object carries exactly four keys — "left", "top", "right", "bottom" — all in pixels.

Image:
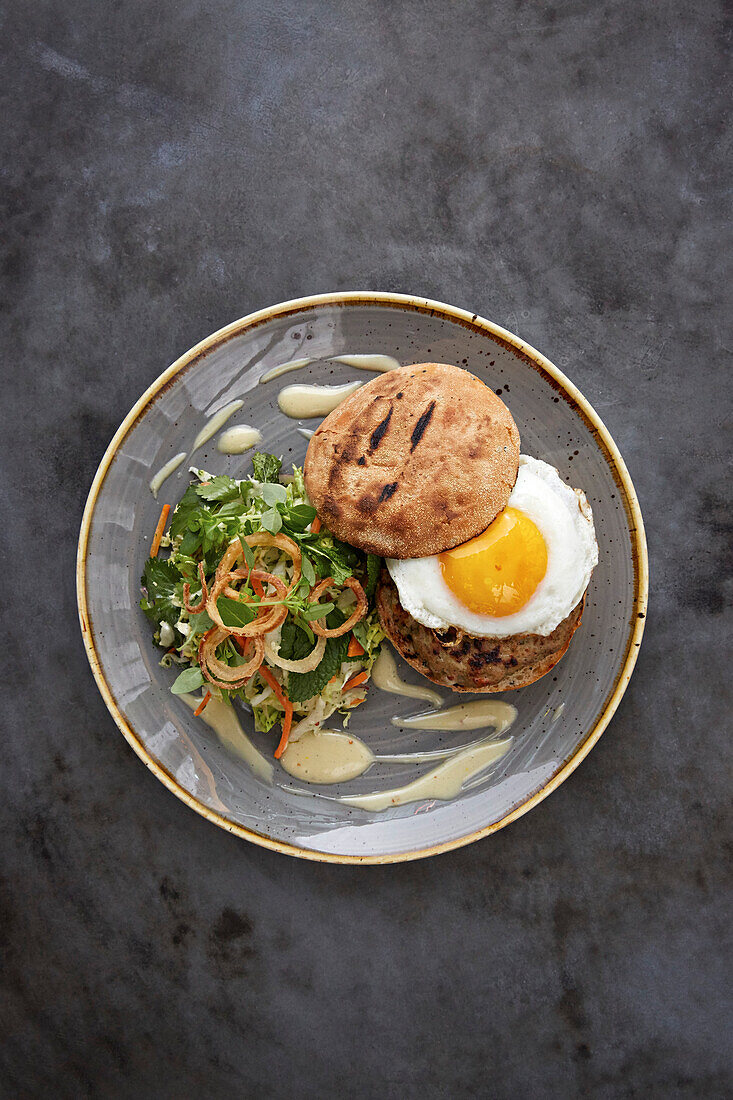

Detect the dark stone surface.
[{"left": 2, "top": 1, "right": 731, "bottom": 1096}]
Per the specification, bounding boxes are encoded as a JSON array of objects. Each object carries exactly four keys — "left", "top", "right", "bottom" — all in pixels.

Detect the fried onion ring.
[
  {"left": 183, "top": 561, "right": 208, "bottom": 614},
  {"left": 308, "top": 576, "right": 368, "bottom": 638},
  {"left": 215, "top": 534, "right": 301, "bottom": 593},
  {"left": 264, "top": 634, "right": 327, "bottom": 673},
  {"left": 198, "top": 627, "right": 264, "bottom": 687},
  {"left": 206, "top": 569, "right": 288, "bottom": 637}
]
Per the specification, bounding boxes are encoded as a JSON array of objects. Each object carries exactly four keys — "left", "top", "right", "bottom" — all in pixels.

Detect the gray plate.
[{"left": 77, "top": 293, "right": 648, "bottom": 863}]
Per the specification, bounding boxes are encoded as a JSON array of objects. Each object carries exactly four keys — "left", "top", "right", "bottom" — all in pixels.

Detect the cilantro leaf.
[
  {"left": 196, "top": 475, "right": 239, "bottom": 502},
  {"left": 140, "top": 558, "right": 179, "bottom": 627},
  {"left": 287, "top": 610, "right": 349, "bottom": 702},
  {"left": 169, "top": 485, "right": 207, "bottom": 539},
  {"left": 251, "top": 452, "right": 282, "bottom": 483},
  {"left": 171, "top": 667, "right": 205, "bottom": 694},
  {"left": 366, "top": 553, "right": 381, "bottom": 598}
]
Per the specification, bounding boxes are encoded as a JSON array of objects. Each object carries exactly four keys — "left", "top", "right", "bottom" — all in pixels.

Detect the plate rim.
[{"left": 76, "top": 291, "right": 649, "bottom": 864}]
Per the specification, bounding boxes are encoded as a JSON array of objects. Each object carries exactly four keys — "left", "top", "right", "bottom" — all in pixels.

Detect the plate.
[{"left": 77, "top": 292, "right": 648, "bottom": 863}]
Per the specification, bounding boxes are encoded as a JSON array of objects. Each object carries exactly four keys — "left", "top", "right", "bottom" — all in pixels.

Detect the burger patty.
[{"left": 376, "top": 568, "right": 585, "bottom": 693}]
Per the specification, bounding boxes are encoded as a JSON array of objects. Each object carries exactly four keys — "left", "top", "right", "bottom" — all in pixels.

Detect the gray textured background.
[{"left": 2, "top": 1, "right": 731, "bottom": 1096}]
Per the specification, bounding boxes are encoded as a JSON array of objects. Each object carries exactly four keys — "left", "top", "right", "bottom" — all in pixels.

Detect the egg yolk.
[{"left": 439, "top": 507, "right": 548, "bottom": 616}]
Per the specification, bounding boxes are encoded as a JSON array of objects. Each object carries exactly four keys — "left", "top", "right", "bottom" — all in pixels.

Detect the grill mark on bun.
[
  {"left": 410, "top": 401, "right": 436, "bottom": 451},
  {"left": 369, "top": 406, "right": 393, "bottom": 451},
  {"left": 379, "top": 482, "right": 398, "bottom": 502}
]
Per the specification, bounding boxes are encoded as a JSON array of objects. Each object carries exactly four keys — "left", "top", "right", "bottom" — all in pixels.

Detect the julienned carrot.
[
  {"left": 311, "top": 515, "right": 322, "bottom": 533},
  {"left": 343, "top": 670, "right": 369, "bottom": 692},
  {"left": 347, "top": 636, "right": 365, "bottom": 658},
  {"left": 150, "top": 504, "right": 171, "bottom": 557},
  {"left": 193, "top": 691, "right": 211, "bottom": 717},
  {"left": 258, "top": 666, "right": 294, "bottom": 759}
]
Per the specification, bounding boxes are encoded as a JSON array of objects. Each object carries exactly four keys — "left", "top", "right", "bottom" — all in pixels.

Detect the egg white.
[{"left": 386, "top": 455, "right": 598, "bottom": 639}]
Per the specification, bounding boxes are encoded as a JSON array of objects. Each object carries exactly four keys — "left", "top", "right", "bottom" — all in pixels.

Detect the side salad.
[{"left": 140, "top": 452, "right": 385, "bottom": 758}]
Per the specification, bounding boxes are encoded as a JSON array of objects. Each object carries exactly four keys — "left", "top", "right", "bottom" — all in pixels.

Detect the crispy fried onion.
[
  {"left": 308, "top": 576, "right": 368, "bottom": 638},
  {"left": 198, "top": 627, "right": 264, "bottom": 688},
  {"left": 207, "top": 568, "right": 288, "bottom": 637},
  {"left": 264, "top": 634, "right": 326, "bottom": 674},
  {"left": 215, "top": 534, "right": 301, "bottom": 592},
  {"left": 183, "top": 561, "right": 208, "bottom": 614}
]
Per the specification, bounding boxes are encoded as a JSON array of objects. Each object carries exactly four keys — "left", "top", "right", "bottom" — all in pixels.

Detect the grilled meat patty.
[{"left": 376, "top": 568, "right": 585, "bottom": 693}]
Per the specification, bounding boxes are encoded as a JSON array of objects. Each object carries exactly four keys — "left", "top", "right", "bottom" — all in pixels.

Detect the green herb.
[
  {"left": 260, "top": 507, "right": 283, "bottom": 534},
  {"left": 365, "top": 554, "right": 381, "bottom": 598},
  {"left": 140, "top": 558, "right": 180, "bottom": 628},
  {"left": 188, "top": 609, "right": 214, "bottom": 634},
  {"left": 171, "top": 667, "right": 205, "bottom": 694},
  {"left": 251, "top": 452, "right": 282, "bottom": 483},
  {"left": 216, "top": 597, "right": 256, "bottom": 629},
  {"left": 287, "top": 610, "right": 349, "bottom": 702},
  {"left": 259, "top": 481, "right": 288, "bottom": 506},
  {"left": 169, "top": 485, "right": 207, "bottom": 539},
  {"left": 283, "top": 504, "right": 317, "bottom": 532},
  {"left": 300, "top": 601, "right": 335, "bottom": 621},
  {"left": 196, "top": 475, "right": 240, "bottom": 502}
]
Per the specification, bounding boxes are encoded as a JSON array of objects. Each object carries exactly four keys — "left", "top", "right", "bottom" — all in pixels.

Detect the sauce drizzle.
[
  {"left": 278, "top": 381, "right": 362, "bottom": 419},
  {"left": 191, "top": 400, "right": 243, "bottom": 455},
  {"left": 149, "top": 452, "right": 187, "bottom": 499}
]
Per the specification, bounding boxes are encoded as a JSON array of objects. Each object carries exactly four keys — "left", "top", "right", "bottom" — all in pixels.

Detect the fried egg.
[{"left": 386, "top": 455, "right": 598, "bottom": 638}]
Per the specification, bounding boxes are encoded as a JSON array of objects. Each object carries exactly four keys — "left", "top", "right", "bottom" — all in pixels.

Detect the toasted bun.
[
  {"left": 376, "top": 568, "right": 584, "bottom": 693},
  {"left": 303, "top": 363, "right": 520, "bottom": 558}
]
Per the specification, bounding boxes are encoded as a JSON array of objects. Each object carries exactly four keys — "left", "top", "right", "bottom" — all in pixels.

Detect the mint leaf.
[
  {"left": 366, "top": 554, "right": 381, "bottom": 598},
  {"left": 171, "top": 667, "right": 205, "bottom": 694},
  {"left": 141, "top": 558, "right": 179, "bottom": 627},
  {"left": 252, "top": 452, "right": 282, "bottom": 483},
  {"left": 196, "top": 475, "right": 239, "bottom": 502},
  {"left": 280, "top": 617, "right": 313, "bottom": 661},
  {"left": 216, "top": 597, "right": 256, "bottom": 628},
  {"left": 259, "top": 482, "right": 288, "bottom": 506},
  {"left": 287, "top": 610, "right": 348, "bottom": 702},
  {"left": 307, "top": 542, "right": 356, "bottom": 584}
]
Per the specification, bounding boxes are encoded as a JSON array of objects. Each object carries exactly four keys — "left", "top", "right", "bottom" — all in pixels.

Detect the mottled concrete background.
[{"left": 2, "top": 1, "right": 731, "bottom": 1096}]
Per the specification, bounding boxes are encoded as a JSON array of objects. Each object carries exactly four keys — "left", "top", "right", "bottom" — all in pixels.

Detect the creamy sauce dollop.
[
  {"left": 280, "top": 729, "right": 375, "bottom": 784},
  {"left": 217, "top": 425, "right": 262, "bottom": 454},
  {"left": 278, "top": 381, "right": 362, "bottom": 418}
]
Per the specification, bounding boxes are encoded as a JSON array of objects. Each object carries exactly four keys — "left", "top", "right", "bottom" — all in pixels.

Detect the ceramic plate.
[{"left": 77, "top": 293, "right": 647, "bottom": 863}]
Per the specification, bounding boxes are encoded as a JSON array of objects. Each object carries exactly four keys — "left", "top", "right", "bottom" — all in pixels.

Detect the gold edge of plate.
[{"left": 76, "top": 291, "right": 649, "bottom": 865}]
